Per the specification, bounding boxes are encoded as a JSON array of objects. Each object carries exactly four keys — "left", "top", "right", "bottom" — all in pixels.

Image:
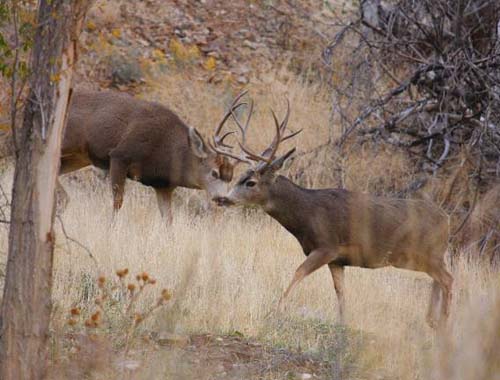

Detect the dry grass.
[
  {"left": 1, "top": 168, "right": 499, "bottom": 379},
  {"left": 141, "top": 70, "right": 331, "bottom": 156},
  {"left": 0, "top": 73, "right": 499, "bottom": 379}
]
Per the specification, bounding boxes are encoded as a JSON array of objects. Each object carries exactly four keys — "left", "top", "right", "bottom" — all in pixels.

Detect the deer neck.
[
  {"left": 164, "top": 148, "right": 204, "bottom": 190},
  {"left": 264, "top": 176, "right": 311, "bottom": 232},
  {"left": 182, "top": 154, "right": 205, "bottom": 190}
]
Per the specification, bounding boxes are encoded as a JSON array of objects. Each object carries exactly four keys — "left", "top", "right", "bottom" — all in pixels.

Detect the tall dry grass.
[
  {"left": 0, "top": 73, "right": 498, "bottom": 379},
  {"left": 1, "top": 168, "right": 499, "bottom": 379}
]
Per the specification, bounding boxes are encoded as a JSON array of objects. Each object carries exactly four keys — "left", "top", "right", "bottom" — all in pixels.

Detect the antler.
[
  {"left": 238, "top": 99, "right": 302, "bottom": 166},
  {"left": 231, "top": 99, "right": 253, "bottom": 146},
  {"left": 208, "top": 140, "right": 254, "bottom": 165},
  {"left": 213, "top": 90, "right": 248, "bottom": 149},
  {"left": 212, "top": 93, "right": 301, "bottom": 167},
  {"left": 211, "top": 91, "right": 255, "bottom": 165}
]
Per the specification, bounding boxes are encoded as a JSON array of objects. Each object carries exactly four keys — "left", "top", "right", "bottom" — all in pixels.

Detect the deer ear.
[
  {"left": 188, "top": 127, "right": 208, "bottom": 158},
  {"left": 269, "top": 148, "right": 296, "bottom": 172}
]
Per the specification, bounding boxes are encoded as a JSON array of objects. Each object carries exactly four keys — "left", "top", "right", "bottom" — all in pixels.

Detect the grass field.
[
  {"left": 0, "top": 74, "right": 499, "bottom": 379},
  {"left": 1, "top": 167, "right": 499, "bottom": 379}
]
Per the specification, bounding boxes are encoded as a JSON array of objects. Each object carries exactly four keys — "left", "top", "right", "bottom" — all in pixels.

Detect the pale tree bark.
[{"left": 0, "top": 1, "right": 90, "bottom": 379}]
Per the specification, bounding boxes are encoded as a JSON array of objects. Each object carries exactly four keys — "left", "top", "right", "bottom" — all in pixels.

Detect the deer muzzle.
[{"left": 213, "top": 196, "right": 235, "bottom": 207}]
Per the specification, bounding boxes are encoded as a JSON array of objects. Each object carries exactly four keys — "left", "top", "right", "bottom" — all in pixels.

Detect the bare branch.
[{"left": 57, "top": 215, "right": 99, "bottom": 266}]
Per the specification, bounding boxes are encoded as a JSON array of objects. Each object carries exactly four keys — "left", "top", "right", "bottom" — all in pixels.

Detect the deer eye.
[
  {"left": 211, "top": 170, "right": 219, "bottom": 179},
  {"left": 245, "top": 180, "right": 256, "bottom": 188}
]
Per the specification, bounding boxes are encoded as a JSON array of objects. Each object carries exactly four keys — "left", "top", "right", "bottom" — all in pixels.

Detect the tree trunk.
[{"left": 0, "top": 1, "right": 90, "bottom": 379}]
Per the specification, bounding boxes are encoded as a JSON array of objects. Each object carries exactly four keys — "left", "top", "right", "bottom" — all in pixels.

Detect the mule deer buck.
[
  {"left": 214, "top": 100, "right": 453, "bottom": 328},
  {"left": 60, "top": 89, "right": 246, "bottom": 224}
]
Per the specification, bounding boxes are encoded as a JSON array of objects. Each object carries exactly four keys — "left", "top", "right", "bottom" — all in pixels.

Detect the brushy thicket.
[{"left": 324, "top": 0, "right": 500, "bottom": 181}]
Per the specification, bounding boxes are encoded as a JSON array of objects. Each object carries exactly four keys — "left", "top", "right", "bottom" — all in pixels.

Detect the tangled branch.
[{"left": 325, "top": 0, "right": 500, "bottom": 180}]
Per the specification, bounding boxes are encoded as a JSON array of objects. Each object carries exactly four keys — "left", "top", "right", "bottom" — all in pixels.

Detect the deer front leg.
[
  {"left": 110, "top": 158, "right": 128, "bottom": 213},
  {"left": 155, "top": 187, "right": 174, "bottom": 226},
  {"left": 277, "top": 248, "right": 337, "bottom": 312},
  {"left": 328, "top": 264, "right": 346, "bottom": 324}
]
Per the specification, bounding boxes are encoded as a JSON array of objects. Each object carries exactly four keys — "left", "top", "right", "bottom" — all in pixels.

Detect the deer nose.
[{"left": 213, "top": 196, "right": 234, "bottom": 207}]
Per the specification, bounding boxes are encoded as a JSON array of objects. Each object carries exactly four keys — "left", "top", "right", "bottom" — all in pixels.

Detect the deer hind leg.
[
  {"left": 110, "top": 158, "right": 128, "bottom": 213},
  {"left": 277, "top": 248, "right": 337, "bottom": 311},
  {"left": 426, "top": 280, "right": 441, "bottom": 328},
  {"left": 427, "top": 264, "right": 453, "bottom": 328},
  {"left": 437, "top": 266, "right": 453, "bottom": 324},
  {"left": 328, "top": 264, "right": 346, "bottom": 324},
  {"left": 155, "top": 188, "right": 174, "bottom": 226}
]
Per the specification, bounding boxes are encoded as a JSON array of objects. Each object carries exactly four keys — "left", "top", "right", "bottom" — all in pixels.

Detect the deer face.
[
  {"left": 215, "top": 148, "right": 295, "bottom": 207},
  {"left": 199, "top": 154, "right": 234, "bottom": 198},
  {"left": 209, "top": 91, "right": 300, "bottom": 207},
  {"left": 218, "top": 169, "right": 268, "bottom": 206},
  {"left": 188, "top": 127, "right": 234, "bottom": 198}
]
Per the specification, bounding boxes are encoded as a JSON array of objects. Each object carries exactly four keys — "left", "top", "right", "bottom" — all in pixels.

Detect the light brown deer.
[
  {"left": 60, "top": 89, "right": 246, "bottom": 223},
  {"left": 214, "top": 101, "right": 453, "bottom": 328}
]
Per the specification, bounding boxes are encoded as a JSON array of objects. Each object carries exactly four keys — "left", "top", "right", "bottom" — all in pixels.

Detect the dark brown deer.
[
  {"left": 214, "top": 101, "right": 453, "bottom": 328},
  {"left": 60, "top": 89, "right": 246, "bottom": 224}
]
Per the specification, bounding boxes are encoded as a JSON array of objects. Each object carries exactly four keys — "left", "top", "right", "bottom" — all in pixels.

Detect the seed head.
[
  {"left": 67, "top": 318, "right": 77, "bottom": 326},
  {"left": 91, "top": 311, "right": 101, "bottom": 322},
  {"left": 134, "top": 313, "right": 143, "bottom": 325},
  {"left": 97, "top": 276, "right": 106, "bottom": 288},
  {"left": 141, "top": 272, "right": 149, "bottom": 282},
  {"left": 116, "top": 268, "right": 129, "bottom": 278},
  {"left": 70, "top": 307, "right": 81, "bottom": 316},
  {"left": 84, "top": 319, "right": 97, "bottom": 328},
  {"left": 127, "top": 283, "right": 136, "bottom": 293},
  {"left": 161, "top": 289, "right": 172, "bottom": 302}
]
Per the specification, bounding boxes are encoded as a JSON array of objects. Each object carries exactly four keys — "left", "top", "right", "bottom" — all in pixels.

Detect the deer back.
[
  {"left": 63, "top": 90, "right": 205, "bottom": 187},
  {"left": 265, "top": 176, "right": 448, "bottom": 269}
]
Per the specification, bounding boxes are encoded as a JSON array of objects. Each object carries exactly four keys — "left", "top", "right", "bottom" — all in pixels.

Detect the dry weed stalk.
[{"left": 65, "top": 268, "right": 173, "bottom": 371}]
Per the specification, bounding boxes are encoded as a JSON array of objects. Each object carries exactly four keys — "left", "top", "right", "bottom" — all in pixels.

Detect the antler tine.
[
  {"left": 280, "top": 98, "right": 291, "bottom": 133},
  {"left": 214, "top": 90, "right": 249, "bottom": 140},
  {"left": 208, "top": 140, "right": 254, "bottom": 166},
  {"left": 259, "top": 107, "right": 283, "bottom": 161},
  {"left": 261, "top": 99, "right": 294, "bottom": 162},
  {"left": 237, "top": 142, "right": 271, "bottom": 163},
  {"left": 214, "top": 102, "right": 246, "bottom": 140},
  {"left": 281, "top": 128, "right": 302, "bottom": 142},
  {"left": 231, "top": 98, "right": 253, "bottom": 145},
  {"left": 217, "top": 131, "right": 236, "bottom": 148}
]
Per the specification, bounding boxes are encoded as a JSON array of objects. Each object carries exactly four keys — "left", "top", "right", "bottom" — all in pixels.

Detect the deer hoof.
[{"left": 113, "top": 197, "right": 123, "bottom": 211}]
